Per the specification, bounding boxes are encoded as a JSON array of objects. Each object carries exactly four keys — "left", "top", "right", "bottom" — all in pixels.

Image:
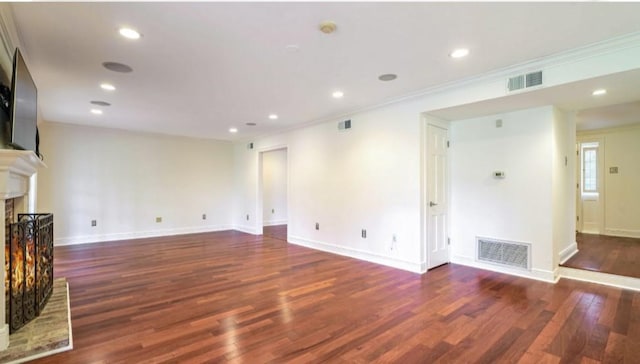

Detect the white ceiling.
[
  {"left": 10, "top": 2, "right": 640, "bottom": 140},
  {"left": 429, "top": 69, "right": 640, "bottom": 130}
]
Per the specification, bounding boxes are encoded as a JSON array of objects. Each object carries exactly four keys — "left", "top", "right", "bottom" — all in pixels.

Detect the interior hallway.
[{"left": 562, "top": 233, "right": 640, "bottom": 279}]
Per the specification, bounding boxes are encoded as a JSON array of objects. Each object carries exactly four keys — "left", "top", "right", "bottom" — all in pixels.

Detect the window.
[{"left": 582, "top": 145, "right": 598, "bottom": 193}]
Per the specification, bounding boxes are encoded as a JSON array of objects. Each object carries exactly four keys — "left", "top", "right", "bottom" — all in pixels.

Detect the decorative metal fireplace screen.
[{"left": 5, "top": 213, "right": 54, "bottom": 333}]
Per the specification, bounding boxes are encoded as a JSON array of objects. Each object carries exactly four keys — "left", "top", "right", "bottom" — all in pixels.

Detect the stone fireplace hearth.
[{"left": 0, "top": 150, "right": 45, "bottom": 350}]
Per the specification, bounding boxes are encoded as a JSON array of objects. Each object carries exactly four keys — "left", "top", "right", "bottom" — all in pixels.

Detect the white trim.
[
  {"left": 232, "top": 225, "right": 260, "bottom": 235},
  {"left": 603, "top": 228, "right": 640, "bottom": 239},
  {"left": 559, "top": 267, "right": 640, "bottom": 292},
  {"left": 54, "top": 225, "right": 234, "bottom": 246},
  {"left": 262, "top": 220, "right": 287, "bottom": 226},
  {"left": 451, "top": 254, "right": 557, "bottom": 283},
  {"left": 558, "top": 242, "right": 579, "bottom": 264},
  {"left": 288, "top": 235, "right": 423, "bottom": 274}
]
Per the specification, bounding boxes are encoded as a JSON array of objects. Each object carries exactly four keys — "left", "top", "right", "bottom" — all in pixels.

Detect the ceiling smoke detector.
[{"left": 319, "top": 21, "right": 337, "bottom": 34}]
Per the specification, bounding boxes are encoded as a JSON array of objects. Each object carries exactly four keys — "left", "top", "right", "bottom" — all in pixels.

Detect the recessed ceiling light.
[
  {"left": 246, "top": 122, "right": 257, "bottom": 126},
  {"left": 119, "top": 27, "right": 141, "bottom": 40},
  {"left": 268, "top": 114, "right": 278, "bottom": 120},
  {"left": 332, "top": 90, "right": 344, "bottom": 99},
  {"left": 102, "top": 62, "right": 133, "bottom": 73},
  {"left": 229, "top": 128, "right": 238, "bottom": 133},
  {"left": 90, "top": 109, "right": 103, "bottom": 115},
  {"left": 100, "top": 83, "right": 116, "bottom": 91},
  {"left": 592, "top": 89, "right": 607, "bottom": 96},
  {"left": 378, "top": 74, "right": 397, "bottom": 82},
  {"left": 90, "top": 101, "right": 111, "bottom": 106},
  {"left": 449, "top": 48, "right": 470, "bottom": 59}
]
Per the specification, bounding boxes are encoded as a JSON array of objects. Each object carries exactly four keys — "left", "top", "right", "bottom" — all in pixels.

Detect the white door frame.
[
  {"left": 576, "top": 137, "right": 605, "bottom": 234},
  {"left": 256, "top": 145, "right": 289, "bottom": 237},
  {"left": 421, "top": 114, "right": 451, "bottom": 272}
]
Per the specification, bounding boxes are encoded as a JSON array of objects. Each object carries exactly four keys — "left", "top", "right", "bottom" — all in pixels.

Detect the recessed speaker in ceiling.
[
  {"left": 378, "top": 74, "right": 397, "bottom": 81},
  {"left": 102, "top": 62, "right": 133, "bottom": 73},
  {"left": 90, "top": 100, "right": 111, "bottom": 106}
]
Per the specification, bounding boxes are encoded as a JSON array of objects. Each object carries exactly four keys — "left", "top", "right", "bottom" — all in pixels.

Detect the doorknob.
[{"left": 429, "top": 201, "right": 438, "bottom": 207}]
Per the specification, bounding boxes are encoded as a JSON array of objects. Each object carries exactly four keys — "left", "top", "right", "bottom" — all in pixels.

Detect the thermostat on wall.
[{"left": 493, "top": 171, "right": 506, "bottom": 178}]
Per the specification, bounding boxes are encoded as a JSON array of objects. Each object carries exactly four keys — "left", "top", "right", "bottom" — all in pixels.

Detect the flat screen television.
[{"left": 9, "top": 48, "right": 37, "bottom": 153}]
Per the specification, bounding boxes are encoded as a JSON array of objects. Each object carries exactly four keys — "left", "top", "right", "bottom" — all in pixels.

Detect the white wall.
[
  {"left": 234, "top": 100, "right": 424, "bottom": 272},
  {"left": 449, "top": 106, "right": 556, "bottom": 279},
  {"left": 552, "top": 108, "right": 577, "bottom": 265},
  {"left": 262, "top": 148, "right": 287, "bottom": 225},
  {"left": 578, "top": 124, "right": 640, "bottom": 238},
  {"left": 38, "top": 122, "right": 234, "bottom": 245}
]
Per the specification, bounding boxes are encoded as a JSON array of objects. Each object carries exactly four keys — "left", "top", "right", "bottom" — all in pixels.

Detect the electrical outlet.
[
  {"left": 202, "top": 214, "right": 206, "bottom": 220},
  {"left": 361, "top": 229, "right": 367, "bottom": 238},
  {"left": 315, "top": 222, "right": 319, "bottom": 230},
  {"left": 246, "top": 214, "right": 249, "bottom": 221},
  {"left": 156, "top": 217, "right": 162, "bottom": 223},
  {"left": 91, "top": 220, "right": 97, "bottom": 227}
]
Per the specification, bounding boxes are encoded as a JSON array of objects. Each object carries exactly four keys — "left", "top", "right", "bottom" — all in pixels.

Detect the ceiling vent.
[
  {"left": 507, "top": 70, "right": 543, "bottom": 92},
  {"left": 338, "top": 119, "right": 351, "bottom": 131}
]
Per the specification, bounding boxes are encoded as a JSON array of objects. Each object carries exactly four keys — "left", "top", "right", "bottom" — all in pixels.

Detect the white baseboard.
[
  {"left": 262, "top": 220, "right": 287, "bottom": 227},
  {"left": 232, "top": 225, "right": 260, "bottom": 235},
  {"left": 451, "top": 254, "right": 557, "bottom": 283},
  {"left": 559, "top": 267, "right": 640, "bottom": 291},
  {"left": 558, "top": 242, "right": 579, "bottom": 264},
  {"left": 54, "top": 225, "right": 233, "bottom": 246},
  {"left": 288, "top": 235, "right": 423, "bottom": 274},
  {"left": 603, "top": 228, "right": 640, "bottom": 239}
]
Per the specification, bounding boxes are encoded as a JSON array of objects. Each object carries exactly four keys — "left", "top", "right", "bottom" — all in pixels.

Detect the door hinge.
[
  {"left": 447, "top": 237, "right": 450, "bottom": 245},
  {"left": 447, "top": 141, "right": 450, "bottom": 148},
  {"left": 577, "top": 216, "right": 579, "bottom": 221}
]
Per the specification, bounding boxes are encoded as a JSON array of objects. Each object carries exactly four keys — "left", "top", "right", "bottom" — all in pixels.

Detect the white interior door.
[{"left": 427, "top": 124, "right": 449, "bottom": 269}]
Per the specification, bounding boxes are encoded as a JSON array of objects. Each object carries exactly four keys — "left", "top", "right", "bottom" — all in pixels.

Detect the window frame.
[{"left": 581, "top": 144, "right": 598, "bottom": 194}]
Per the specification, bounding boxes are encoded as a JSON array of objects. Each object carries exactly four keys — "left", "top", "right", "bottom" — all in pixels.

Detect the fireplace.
[
  {"left": 4, "top": 199, "right": 53, "bottom": 333},
  {"left": 0, "top": 150, "right": 47, "bottom": 350}
]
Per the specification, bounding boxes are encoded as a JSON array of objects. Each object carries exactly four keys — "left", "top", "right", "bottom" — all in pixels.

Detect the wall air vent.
[
  {"left": 507, "top": 70, "right": 543, "bottom": 92},
  {"left": 338, "top": 119, "right": 352, "bottom": 131},
  {"left": 507, "top": 75, "right": 525, "bottom": 92},
  {"left": 526, "top": 71, "right": 543, "bottom": 87},
  {"left": 476, "top": 237, "right": 531, "bottom": 270}
]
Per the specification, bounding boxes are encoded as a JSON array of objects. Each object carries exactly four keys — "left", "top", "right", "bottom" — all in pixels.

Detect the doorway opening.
[{"left": 259, "top": 148, "right": 288, "bottom": 242}]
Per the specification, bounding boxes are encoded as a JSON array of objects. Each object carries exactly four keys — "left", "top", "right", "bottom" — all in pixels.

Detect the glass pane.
[{"left": 583, "top": 148, "right": 597, "bottom": 192}]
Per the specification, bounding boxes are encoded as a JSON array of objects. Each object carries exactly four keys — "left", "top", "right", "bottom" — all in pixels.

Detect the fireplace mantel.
[
  {"left": 0, "top": 150, "right": 46, "bottom": 199},
  {"left": 0, "top": 150, "right": 45, "bottom": 350}
]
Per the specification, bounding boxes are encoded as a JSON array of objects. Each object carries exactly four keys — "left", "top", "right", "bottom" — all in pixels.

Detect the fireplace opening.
[{"left": 4, "top": 198, "right": 54, "bottom": 333}]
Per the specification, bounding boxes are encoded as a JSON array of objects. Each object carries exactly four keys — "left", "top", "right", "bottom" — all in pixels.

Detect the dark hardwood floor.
[
  {"left": 563, "top": 233, "right": 640, "bottom": 279},
  {"left": 31, "top": 230, "right": 640, "bottom": 363},
  {"left": 262, "top": 224, "right": 287, "bottom": 242}
]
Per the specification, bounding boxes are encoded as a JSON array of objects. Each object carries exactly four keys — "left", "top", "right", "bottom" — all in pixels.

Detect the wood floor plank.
[{"left": 24, "top": 230, "right": 640, "bottom": 363}]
